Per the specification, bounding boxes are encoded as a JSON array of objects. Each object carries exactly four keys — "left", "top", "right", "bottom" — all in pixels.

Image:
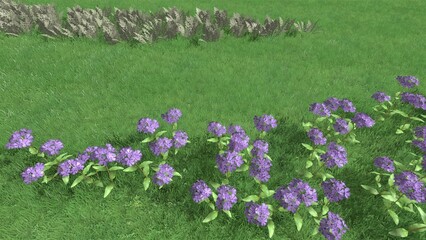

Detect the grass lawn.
[{"left": 1, "top": 0, "right": 426, "bottom": 239}]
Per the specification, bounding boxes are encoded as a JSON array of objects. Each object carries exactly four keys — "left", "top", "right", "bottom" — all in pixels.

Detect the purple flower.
[
  {"left": 229, "top": 132, "right": 250, "bottom": 152},
  {"left": 414, "top": 126, "right": 426, "bottom": 139},
  {"left": 400, "top": 93, "right": 426, "bottom": 110},
  {"left": 216, "top": 151, "right": 244, "bottom": 174},
  {"left": 84, "top": 146, "right": 99, "bottom": 160},
  {"left": 137, "top": 118, "right": 159, "bottom": 134},
  {"left": 351, "top": 112, "right": 375, "bottom": 128},
  {"left": 319, "top": 212, "right": 349, "bottom": 240},
  {"left": 5, "top": 128, "right": 34, "bottom": 149},
  {"left": 394, "top": 171, "right": 426, "bottom": 203},
  {"left": 21, "top": 163, "right": 44, "bottom": 184},
  {"left": 208, "top": 122, "right": 227, "bottom": 137},
  {"left": 320, "top": 142, "right": 348, "bottom": 168},
  {"left": 249, "top": 157, "right": 272, "bottom": 183},
  {"left": 244, "top": 202, "right": 270, "bottom": 227},
  {"left": 117, "top": 147, "right": 142, "bottom": 167},
  {"left": 309, "top": 103, "right": 331, "bottom": 117},
  {"left": 161, "top": 108, "right": 182, "bottom": 124},
  {"left": 307, "top": 128, "right": 327, "bottom": 145},
  {"left": 274, "top": 179, "right": 317, "bottom": 213},
  {"left": 216, "top": 185, "right": 238, "bottom": 211},
  {"left": 251, "top": 139, "right": 269, "bottom": 157},
  {"left": 94, "top": 144, "right": 117, "bottom": 166},
  {"left": 322, "top": 179, "right": 350, "bottom": 202},
  {"left": 413, "top": 140, "right": 426, "bottom": 153},
  {"left": 227, "top": 124, "right": 246, "bottom": 135},
  {"left": 191, "top": 180, "right": 212, "bottom": 203},
  {"left": 173, "top": 131, "right": 188, "bottom": 149},
  {"left": 152, "top": 163, "right": 175, "bottom": 186},
  {"left": 374, "top": 156, "right": 395, "bottom": 173},
  {"left": 371, "top": 91, "right": 391, "bottom": 103},
  {"left": 254, "top": 114, "right": 278, "bottom": 132},
  {"left": 76, "top": 152, "right": 90, "bottom": 165},
  {"left": 40, "top": 139, "right": 64, "bottom": 156},
  {"left": 324, "top": 97, "right": 341, "bottom": 112},
  {"left": 333, "top": 118, "right": 350, "bottom": 135},
  {"left": 396, "top": 76, "right": 420, "bottom": 88},
  {"left": 57, "top": 159, "right": 84, "bottom": 177},
  {"left": 149, "top": 137, "right": 173, "bottom": 156},
  {"left": 340, "top": 99, "right": 356, "bottom": 113}
]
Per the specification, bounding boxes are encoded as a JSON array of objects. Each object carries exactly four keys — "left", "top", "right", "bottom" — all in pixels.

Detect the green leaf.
[
  {"left": 222, "top": 179, "right": 229, "bottom": 185},
  {"left": 311, "top": 227, "right": 319, "bottom": 236},
  {"left": 207, "top": 137, "right": 219, "bottom": 143},
  {"left": 264, "top": 154, "right": 272, "bottom": 161},
  {"left": 236, "top": 164, "right": 249, "bottom": 172},
  {"left": 242, "top": 195, "right": 260, "bottom": 202},
  {"left": 37, "top": 152, "right": 45, "bottom": 158},
  {"left": 95, "top": 180, "right": 104, "bottom": 187},
  {"left": 123, "top": 166, "right": 138, "bottom": 172},
  {"left": 304, "top": 171, "right": 313, "bottom": 179},
  {"left": 278, "top": 207, "right": 286, "bottom": 212},
  {"left": 322, "top": 205, "right": 329, "bottom": 216},
  {"left": 109, "top": 171, "right": 117, "bottom": 180},
  {"left": 301, "top": 143, "right": 313, "bottom": 151},
  {"left": 407, "top": 223, "right": 426, "bottom": 233},
  {"left": 388, "top": 228, "right": 408, "bottom": 237},
  {"left": 261, "top": 185, "right": 269, "bottom": 194},
  {"left": 416, "top": 206, "right": 426, "bottom": 224},
  {"left": 92, "top": 165, "right": 107, "bottom": 171},
  {"left": 143, "top": 177, "right": 150, "bottom": 190},
  {"left": 396, "top": 129, "right": 404, "bottom": 134},
  {"left": 85, "top": 177, "right": 94, "bottom": 184},
  {"left": 71, "top": 175, "right": 85, "bottom": 188},
  {"left": 223, "top": 210, "right": 232, "bottom": 219},
  {"left": 306, "top": 160, "right": 313, "bottom": 169},
  {"left": 210, "top": 182, "right": 220, "bottom": 190},
  {"left": 143, "top": 166, "right": 150, "bottom": 176},
  {"left": 208, "top": 202, "right": 215, "bottom": 210},
  {"left": 388, "top": 209, "right": 399, "bottom": 225},
  {"left": 139, "top": 161, "right": 153, "bottom": 168},
  {"left": 390, "top": 110, "right": 409, "bottom": 118},
  {"left": 83, "top": 162, "right": 94, "bottom": 174},
  {"left": 155, "top": 130, "right": 167, "bottom": 139},
  {"left": 393, "top": 161, "right": 405, "bottom": 169},
  {"left": 410, "top": 117, "right": 425, "bottom": 123},
  {"left": 211, "top": 192, "right": 217, "bottom": 202},
  {"left": 109, "top": 166, "right": 124, "bottom": 171},
  {"left": 361, "top": 185, "right": 379, "bottom": 195},
  {"left": 382, "top": 194, "right": 398, "bottom": 202},
  {"left": 267, "top": 221, "right": 275, "bottom": 238},
  {"left": 62, "top": 176, "right": 69, "bottom": 185},
  {"left": 173, "top": 171, "right": 182, "bottom": 178},
  {"left": 29, "top": 147, "right": 38, "bottom": 155},
  {"left": 141, "top": 137, "right": 153, "bottom": 143},
  {"left": 104, "top": 183, "right": 114, "bottom": 198},
  {"left": 202, "top": 210, "right": 218, "bottom": 223},
  {"left": 294, "top": 213, "right": 303, "bottom": 231},
  {"left": 307, "top": 207, "right": 318, "bottom": 217},
  {"left": 388, "top": 174, "right": 394, "bottom": 187}
]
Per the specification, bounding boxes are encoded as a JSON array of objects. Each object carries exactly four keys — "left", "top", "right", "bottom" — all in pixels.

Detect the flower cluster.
[
  {"left": 208, "top": 122, "right": 227, "bottom": 137},
  {"left": 244, "top": 202, "right": 270, "bottom": 226},
  {"left": 172, "top": 131, "right": 189, "bottom": 149},
  {"left": 414, "top": 126, "right": 426, "bottom": 139},
  {"left": 5, "top": 128, "right": 34, "bottom": 149},
  {"left": 21, "top": 163, "right": 45, "bottom": 184},
  {"left": 215, "top": 151, "right": 244, "bottom": 174},
  {"left": 371, "top": 91, "right": 391, "bottom": 103},
  {"left": 400, "top": 92, "right": 426, "bottom": 110},
  {"left": 412, "top": 139, "right": 426, "bottom": 153},
  {"left": 94, "top": 144, "right": 117, "bottom": 166},
  {"left": 274, "top": 178, "right": 317, "bottom": 213},
  {"left": 394, "top": 171, "right": 426, "bottom": 203},
  {"left": 57, "top": 158, "right": 84, "bottom": 177},
  {"left": 152, "top": 163, "right": 175, "bottom": 186},
  {"left": 309, "top": 103, "right": 331, "bottom": 117},
  {"left": 251, "top": 139, "right": 269, "bottom": 157},
  {"left": 319, "top": 212, "right": 349, "bottom": 240},
  {"left": 333, "top": 118, "right": 350, "bottom": 135},
  {"left": 310, "top": 98, "right": 357, "bottom": 116},
  {"left": 137, "top": 118, "right": 160, "bottom": 134},
  {"left": 149, "top": 137, "right": 173, "bottom": 156},
  {"left": 373, "top": 156, "right": 395, "bottom": 173},
  {"left": 229, "top": 132, "right": 250, "bottom": 152},
  {"left": 191, "top": 180, "right": 212, "bottom": 203},
  {"left": 117, "top": 147, "right": 142, "bottom": 167},
  {"left": 161, "top": 108, "right": 182, "bottom": 124},
  {"left": 227, "top": 124, "right": 246, "bottom": 135},
  {"left": 307, "top": 128, "right": 327, "bottom": 145},
  {"left": 396, "top": 75, "right": 420, "bottom": 88},
  {"left": 320, "top": 142, "right": 348, "bottom": 168},
  {"left": 253, "top": 114, "right": 277, "bottom": 132},
  {"left": 351, "top": 113, "right": 375, "bottom": 128},
  {"left": 249, "top": 156, "right": 272, "bottom": 182},
  {"left": 40, "top": 139, "right": 64, "bottom": 156},
  {"left": 216, "top": 185, "right": 238, "bottom": 211},
  {"left": 321, "top": 179, "right": 350, "bottom": 202}
]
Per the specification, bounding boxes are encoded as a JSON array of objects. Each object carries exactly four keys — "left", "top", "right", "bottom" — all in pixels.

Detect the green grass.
[{"left": 1, "top": 0, "right": 426, "bottom": 239}]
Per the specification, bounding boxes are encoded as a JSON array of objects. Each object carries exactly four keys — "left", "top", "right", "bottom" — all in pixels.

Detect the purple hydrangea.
[
  {"left": 309, "top": 103, "right": 331, "bottom": 117},
  {"left": 152, "top": 163, "right": 175, "bottom": 186},
  {"left": 249, "top": 157, "right": 272, "bottom": 182},
  {"left": 21, "top": 163, "right": 44, "bottom": 184},
  {"left": 84, "top": 146, "right": 99, "bottom": 160},
  {"left": 251, "top": 139, "right": 269, "bottom": 157},
  {"left": 149, "top": 137, "right": 173, "bottom": 156},
  {"left": 307, "top": 128, "right": 327, "bottom": 145},
  {"left": 374, "top": 157, "right": 395, "bottom": 173},
  {"left": 191, "top": 180, "right": 212, "bottom": 203},
  {"left": 57, "top": 159, "right": 84, "bottom": 177},
  {"left": 394, "top": 171, "right": 426, "bottom": 203},
  {"left": 137, "top": 118, "right": 159, "bottom": 134},
  {"left": 208, "top": 122, "right": 227, "bottom": 137},
  {"left": 351, "top": 112, "right": 375, "bottom": 128},
  {"left": 216, "top": 185, "right": 238, "bottom": 211},
  {"left": 39, "top": 139, "right": 64, "bottom": 156},
  {"left": 216, "top": 151, "right": 244, "bottom": 174},
  {"left": 320, "top": 142, "right": 348, "bottom": 168},
  {"left": 400, "top": 92, "right": 426, "bottom": 110},
  {"left": 371, "top": 91, "right": 391, "bottom": 103},
  {"left": 117, "top": 147, "right": 142, "bottom": 167},
  {"left": 322, "top": 179, "right": 350, "bottom": 202},
  {"left": 274, "top": 179, "right": 318, "bottom": 213},
  {"left": 5, "top": 128, "right": 34, "bottom": 149},
  {"left": 94, "top": 144, "right": 117, "bottom": 166},
  {"left": 396, "top": 76, "right": 420, "bottom": 88},
  {"left": 324, "top": 97, "right": 341, "bottom": 112},
  {"left": 254, "top": 114, "right": 278, "bottom": 132},
  {"left": 76, "top": 152, "right": 90, "bottom": 165},
  {"left": 161, "top": 108, "right": 182, "bottom": 124},
  {"left": 333, "top": 118, "right": 350, "bottom": 135},
  {"left": 414, "top": 126, "right": 426, "bottom": 139},
  {"left": 319, "top": 212, "right": 349, "bottom": 240},
  {"left": 172, "top": 131, "right": 188, "bottom": 149},
  {"left": 227, "top": 124, "right": 246, "bottom": 135},
  {"left": 244, "top": 202, "right": 270, "bottom": 227},
  {"left": 340, "top": 99, "right": 356, "bottom": 113},
  {"left": 229, "top": 132, "right": 250, "bottom": 152},
  {"left": 413, "top": 140, "right": 426, "bottom": 153}
]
